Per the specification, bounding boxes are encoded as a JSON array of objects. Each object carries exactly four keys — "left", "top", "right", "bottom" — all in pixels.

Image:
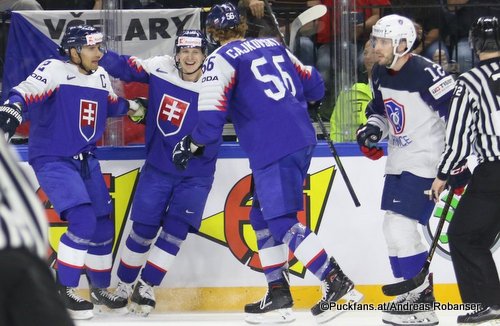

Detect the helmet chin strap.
[
  {"left": 175, "top": 60, "right": 203, "bottom": 80},
  {"left": 386, "top": 42, "right": 408, "bottom": 69},
  {"left": 74, "top": 52, "right": 96, "bottom": 75},
  {"left": 386, "top": 52, "right": 400, "bottom": 69}
]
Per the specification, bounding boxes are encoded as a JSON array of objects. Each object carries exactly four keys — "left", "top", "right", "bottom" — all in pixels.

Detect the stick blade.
[
  {"left": 381, "top": 269, "right": 428, "bottom": 296},
  {"left": 289, "top": 4, "right": 327, "bottom": 50}
]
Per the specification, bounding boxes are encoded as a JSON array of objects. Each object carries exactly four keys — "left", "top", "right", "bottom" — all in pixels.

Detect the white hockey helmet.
[{"left": 371, "top": 14, "right": 416, "bottom": 57}]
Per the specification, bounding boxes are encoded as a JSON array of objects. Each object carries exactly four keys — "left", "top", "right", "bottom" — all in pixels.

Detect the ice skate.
[
  {"left": 244, "top": 278, "right": 295, "bottom": 324},
  {"left": 457, "top": 305, "right": 500, "bottom": 324},
  {"left": 114, "top": 281, "right": 134, "bottom": 301},
  {"left": 382, "top": 273, "right": 439, "bottom": 326},
  {"left": 311, "top": 258, "right": 364, "bottom": 324},
  {"left": 129, "top": 278, "right": 156, "bottom": 316},
  {"left": 58, "top": 285, "right": 94, "bottom": 320},
  {"left": 90, "top": 287, "right": 128, "bottom": 314}
]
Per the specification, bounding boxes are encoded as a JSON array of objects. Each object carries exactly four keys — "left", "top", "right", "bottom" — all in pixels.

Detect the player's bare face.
[
  {"left": 372, "top": 37, "right": 394, "bottom": 66},
  {"left": 79, "top": 44, "right": 104, "bottom": 72},
  {"left": 177, "top": 48, "right": 205, "bottom": 76},
  {"left": 363, "top": 41, "right": 377, "bottom": 73}
]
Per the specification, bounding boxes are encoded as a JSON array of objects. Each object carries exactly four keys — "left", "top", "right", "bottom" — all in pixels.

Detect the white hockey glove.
[{"left": 127, "top": 98, "right": 147, "bottom": 124}]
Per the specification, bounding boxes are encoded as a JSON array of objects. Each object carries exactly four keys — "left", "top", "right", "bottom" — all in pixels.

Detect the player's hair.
[{"left": 207, "top": 17, "right": 248, "bottom": 43}]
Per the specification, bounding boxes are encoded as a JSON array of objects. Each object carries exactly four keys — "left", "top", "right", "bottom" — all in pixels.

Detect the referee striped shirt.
[
  {"left": 0, "top": 135, "right": 48, "bottom": 258},
  {"left": 437, "top": 57, "right": 500, "bottom": 179}
]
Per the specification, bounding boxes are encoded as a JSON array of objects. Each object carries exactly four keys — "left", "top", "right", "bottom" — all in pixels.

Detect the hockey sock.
[
  {"left": 86, "top": 215, "right": 114, "bottom": 288},
  {"left": 268, "top": 216, "right": 330, "bottom": 281},
  {"left": 141, "top": 218, "right": 190, "bottom": 286},
  {"left": 383, "top": 211, "right": 427, "bottom": 279},
  {"left": 399, "top": 251, "right": 427, "bottom": 280},
  {"left": 57, "top": 204, "right": 95, "bottom": 287},
  {"left": 389, "top": 256, "right": 403, "bottom": 278},
  {"left": 255, "top": 228, "right": 289, "bottom": 284},
  {"left": 118, "top": 222, "right": 158, "bottom": 283}
]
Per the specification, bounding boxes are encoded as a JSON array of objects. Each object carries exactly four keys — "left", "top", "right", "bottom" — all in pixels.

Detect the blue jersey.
[
  {"left": 100, "top": 51, "right": 219, "bottom": 177},
  {"left": 192, "top": 38, "right": 325, "bottom": 169},
  {"left": 8, "top": 59, "right": 129, "bottom": 163},
  {"left": 366, "top": 54, "right": 455, "bottom": 178}
]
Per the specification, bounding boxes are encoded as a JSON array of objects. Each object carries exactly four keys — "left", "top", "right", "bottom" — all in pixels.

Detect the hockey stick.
[
  {"left": 289, "top": 5, "right": 327, "bottom": 50},
  {"left": 262, "top": 0, "right": 286, "bottom": 45},
  {"left": 381, "top": 189, "right": 455, "bottom": 296},
  {"left": 312, "top": 106, "right": 361, "bottom": 207}
]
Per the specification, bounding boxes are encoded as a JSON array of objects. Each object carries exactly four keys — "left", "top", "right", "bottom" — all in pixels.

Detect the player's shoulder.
[{"left": 35, "top": 58, "right": 65, "bottom": 71}]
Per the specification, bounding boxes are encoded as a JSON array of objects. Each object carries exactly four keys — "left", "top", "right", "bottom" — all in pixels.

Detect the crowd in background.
[{"left": 0, "top": 0, "right": 499, "bottom": 127}]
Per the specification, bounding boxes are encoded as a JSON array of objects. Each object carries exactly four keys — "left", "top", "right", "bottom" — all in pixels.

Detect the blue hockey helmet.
[
  {"left": 175, "top": 29, "right": 208, "bottom": 54},
  {"left": 206, "top": 2, "right": 241, "bottom": 30},
  {"left": 469, "top": 16, "right": 500, "bottom": 53},
  {"left": 59, "top": 25, "right": 104, "bottom": 55}
]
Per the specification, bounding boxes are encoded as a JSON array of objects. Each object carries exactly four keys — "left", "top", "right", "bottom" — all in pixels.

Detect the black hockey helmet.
[
  {"left": 59, "top": 24, "right": 104, "bottom": 56},
  {"left": 469, "top": 16, "right": 500, "bottom": 53},
  {"left": 206, "top": 2, "right": 241, "bottom": 30}
]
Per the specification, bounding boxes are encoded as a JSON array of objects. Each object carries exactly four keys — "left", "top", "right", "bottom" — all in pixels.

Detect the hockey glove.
[
  {"left": 359, "top": 145, "right": 384, "bottom": 160},
  {"left": 172, "top": 135, "right": 205, "bottom": 170},
  {"left": 448, "top": 160, "right": 471, "bottom": 196},
  {"left": 127, "top": 98, "right": 148, "bottom": 124},
  {"left": 307, "top": 101, "right": 321, "bottom": 113},
  {"left": 0, "top": 103, "right": 23, "bottom": 140},
  {"left": 356, "top": 124, "right": 383, "bottom": 160}
]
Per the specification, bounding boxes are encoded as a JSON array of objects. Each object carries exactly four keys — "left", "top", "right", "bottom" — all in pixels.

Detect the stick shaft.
[{"left": 314, "top": 108, "right": 361, "bottom": 207}]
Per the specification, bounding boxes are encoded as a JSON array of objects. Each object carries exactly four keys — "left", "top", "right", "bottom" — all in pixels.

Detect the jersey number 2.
[{"left": 250, "top": 55, "right": 296, "bottom": 100}]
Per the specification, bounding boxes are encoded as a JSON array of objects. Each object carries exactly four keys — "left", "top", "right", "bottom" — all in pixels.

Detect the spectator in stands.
[
  {"left": 299, "top": 0, "right": 390, "bottom": 110},
  {"left": 0, "top": 0, "right": 42, "bottom": 11},
  {"left": 443, "top": 0, "right": 500, "bottom": 72},
  {"left": 330, "top": 39, "right": 376, "bottom": 142}
]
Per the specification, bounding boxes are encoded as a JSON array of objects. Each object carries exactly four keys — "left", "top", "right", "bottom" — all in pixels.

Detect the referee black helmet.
[{"left": 469, "top": 16, "right": 500, "bottom": 53}]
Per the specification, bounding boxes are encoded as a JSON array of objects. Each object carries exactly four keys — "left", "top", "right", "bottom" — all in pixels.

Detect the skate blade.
[
  {"left": 68, "top": 309, "right": 94, "bottom": 320},
  {"left": 315, "top": 288, "right": 364, "bottom": 324},
  {"left": 244, "top": 308, "right": 295, "bottom": 324},
  {"left": 479, "top": 320, "right": 500, "bottom": 326},
  {"left": 93, "top": 304, "right": 129, "bottom": 315},
  {"left": 382, "top": 311, "right": 439, "bottom": 326},
  {"left": 129, "top": 302, "right": 154, "bottom": 317}
]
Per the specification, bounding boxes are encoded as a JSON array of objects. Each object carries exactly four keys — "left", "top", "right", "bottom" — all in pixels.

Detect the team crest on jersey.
[
  {"left": 79, "top": 100, "right": 98, "bottom": 141},
  {"left": 384, "top": 99, "right": 405, "bottom": 135},
  {"left": 156, "top": 94, "right": 190, "bottom": 136}
]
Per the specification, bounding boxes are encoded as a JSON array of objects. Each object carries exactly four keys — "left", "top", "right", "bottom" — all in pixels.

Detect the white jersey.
[{"left": 366, "top": 54, "right": 455, "bottom": 178}]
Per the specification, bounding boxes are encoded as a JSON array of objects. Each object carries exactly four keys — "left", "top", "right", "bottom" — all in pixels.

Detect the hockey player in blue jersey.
[
  {"left": 98, "top": 29, "right": 219, "bottom": 316},
  {"left": 356, "top": 14, "right": 456, "bottom": 326},
  {"left": 172, "top": 3, "right": 363, "bottom": 324},
  {"left": 0, "top": 25, "right": 145, "bottom": 320}
]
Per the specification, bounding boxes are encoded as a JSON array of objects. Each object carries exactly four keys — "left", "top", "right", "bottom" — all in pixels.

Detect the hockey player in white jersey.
[
  {"left": 98, "top": 29, "right": 219, "bottom": 316},
  {"left": 172, "top": 3, "right": 363, "bottom": 324},
  {"left": 356, "top": 15, "right": 456, "bottom": 326},
  {"left": 0, "top": 25, "right": 144, "bottom": 320}
]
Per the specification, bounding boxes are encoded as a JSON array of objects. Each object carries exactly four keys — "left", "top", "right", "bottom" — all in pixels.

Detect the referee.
[
  {"left": 430, "top": 16, "right": 500, "bottom": 324},
  {"left": 0, "top": 118, "right": 73, "bottom": 324}
]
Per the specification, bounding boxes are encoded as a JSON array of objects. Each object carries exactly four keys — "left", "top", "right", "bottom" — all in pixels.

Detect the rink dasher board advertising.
[{"left": 15, "top": 144, "right": 499, "bottom": 289}]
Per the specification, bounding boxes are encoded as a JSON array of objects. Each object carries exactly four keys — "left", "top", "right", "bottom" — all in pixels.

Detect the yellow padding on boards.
[{"left": 89, "top": 284, "right": 461, "bottom": 312}]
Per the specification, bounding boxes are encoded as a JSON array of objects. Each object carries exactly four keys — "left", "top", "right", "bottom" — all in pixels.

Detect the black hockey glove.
[
  {"left": 172, "top": 135, "right": 204, "bottom": 170},
  {"left": 0, "top": 103, "right": 23, "bottom": 140},
  {"left": 448, "top": 160, "right": 471, "bottom": 196},
  {"left": 127, "top": 97, "right": 148, "bottom": 125},
  {"left": 356, "top": 124, "right": 383, "bottom": 160},
  {"left": 307, "top": 101, "right": 321, "bottom": 113}
]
